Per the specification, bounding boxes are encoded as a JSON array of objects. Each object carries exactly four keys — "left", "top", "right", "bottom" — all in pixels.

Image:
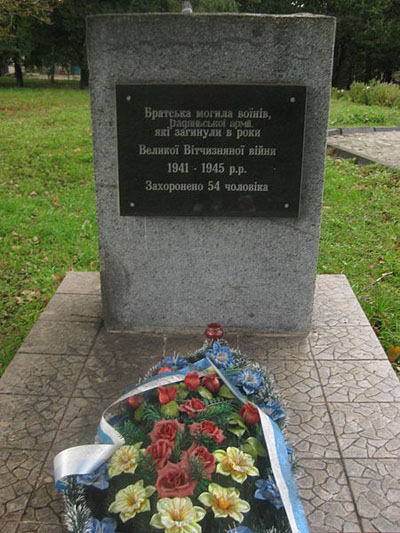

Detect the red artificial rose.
[
  {"left": 125, "top": 394, "right": 143, "bottom": 410},
  {"left": 178, "top": 398, "right": 205, "bottom": 418},
  {"left": 156, "top": 461, "right": 197, "bottom": 498},
  {"left": 157, "top": 366, "right": 173, "bottom": 374},
  {"left": 202, "top": 374, "right": 220, "bottom": 393},
  {"left": 158, "top": 386, "right": 177, "bottom": 405},
  {"left": 145, "top": 439, "right": 174, "bottom": 470},
  {"left": 182, "top": 444, "right": 216, "bottom": 478},
  {"left": 149, "top": 419, "right": 185, "bottom": 443},
  {"left": 189, "top": 420, "right": 225, "bottom": 443},
  {"left": 184, "top": 371, "right": 200, "bottom": 391},
  {"left": 240, "top": 402, "right": 260, "bottom": 425}
]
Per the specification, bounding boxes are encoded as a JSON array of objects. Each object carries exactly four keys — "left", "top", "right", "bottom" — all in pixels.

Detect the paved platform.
[
  {"left": 0, "top": 273, "right": 399, "bottom": 532},
  {"left": 327, "top": 128, "right": 400, "bottom": 168}
]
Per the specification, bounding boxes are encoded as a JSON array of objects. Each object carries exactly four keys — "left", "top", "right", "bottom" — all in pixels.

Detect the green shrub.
[
  {"left": 366, "top": 80, "right": 400, "bottom": 107},
  {"left": 349, "top": 81, "right": 369, "bottom": 104},
  {"left": 331, "top": 87, "right": 349, "bottom": 100}
]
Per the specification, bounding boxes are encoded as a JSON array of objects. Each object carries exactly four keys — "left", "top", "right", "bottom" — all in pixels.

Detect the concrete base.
[{"left": 0, "top": 273, "right": 399, "bottom": 532}]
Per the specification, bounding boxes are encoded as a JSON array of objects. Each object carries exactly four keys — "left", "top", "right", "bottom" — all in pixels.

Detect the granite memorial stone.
[{"left": 86, "top": 13, "right": 335, "bottom": 331}]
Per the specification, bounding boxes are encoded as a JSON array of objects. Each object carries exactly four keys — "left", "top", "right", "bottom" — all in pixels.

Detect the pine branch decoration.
[{"left": 63, "top": 478, "right": 92, "bottom": 533}]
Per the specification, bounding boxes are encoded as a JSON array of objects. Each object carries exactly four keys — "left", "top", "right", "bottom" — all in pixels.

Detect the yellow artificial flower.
[
  {"left": 107, "top": 443, "right": 143, "bottom": 478},
  {"left": 150, "top": 497, "right": 206, "bottom": 533},
  {"left": 214, "top": 446, "right": 259, "bottom": 483},
  {"left": 108, "top": 480, "right": 155, "bottom": 522},
  {"left": 198, "top": 483, "right": 250, "bottom": 523}
]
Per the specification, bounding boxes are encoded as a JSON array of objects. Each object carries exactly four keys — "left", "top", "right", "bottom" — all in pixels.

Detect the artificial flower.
[
  {"left": 239, "top": 403, "right": 260, "bottom": 425},
  {"left": 145, "top": 439, "right": 174, "bottom": 469},
  {"left": 189, "top": 420, "right": 225, "bottom": 443},
  {"left": 90, "top": 517, "right": 117, "bottom": 533},
  {"left": 150, "top": 497, "right": 205, "bottom": 533},
  {"left": 76, "top": 463, "right": 109, "bottom": 490},
  {"left": 202, "top": 373, "right": 220, "bottom": 393},
  {"left": 181, "top": 443, "right": 216, "bottom": 478},
  {"left": 156, "top": 461, "right": 197, "bottom": 498},
  {"left": 108, "top": 480, "right": 155, "bottom": 522},
  {"left": 126, "top": 394, "right": 144, "bottom": 409},
  {"left": 107, "top": 443, "right": 143, "bottom": 478},
  {"left": 198, "top": 483, "right": 250, "bottom": 522},
  {"left": 149, "top": 419, "right": 185, "bottom": 443},
  {"left": 254, "top": 477, "right": 283, "bottom": 509},
  {"left": 205, "top": 341, "right": 234, "bottom": 369},
  {"left": 214, "top": 446, "right": 259, "bottom": 483},
  {"left": 260, "top": 402, "right": 286, "bottom": 422},
  {"left": 184, "top": 371, "right": 201, "bottom": 391},
  {"left": 233, "top": 369, "right": 264, "bottom": 395},
  {"left": 158, "top": 386, "right": 178, "bottom": 405},
  {"left": 158, "top": 366, "right": 173, "bottom": 374},
  {"left": 158, "top": 356, "right": 189, "bottom": 370},
  {"left": 179, "top": 398, "right": 205, "bottom": 418}
]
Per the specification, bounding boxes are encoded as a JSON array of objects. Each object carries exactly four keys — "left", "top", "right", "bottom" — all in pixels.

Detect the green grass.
[
  {"left": 329, "top": 97, "right": 400, "bottom": 127},
  {"left": 319, "top": 159, "right": 400, "bottom": 351},
  {"left": 0, "top": 83, "right": 98, "bottom": 375},
  {"left": 0, "top": 79, "right": 399, "bottom": 377}
]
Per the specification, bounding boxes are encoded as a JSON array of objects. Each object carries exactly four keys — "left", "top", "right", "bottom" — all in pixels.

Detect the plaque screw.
[
  {"left": 126, "top": 95, "right": 131, "bottom": 102},
  {"left": 130, "top": 202, "right": 135, "bottom": 207},
  {"left": 284, "top": 203, "right": 289, "bottom": 208},
  {"left": 290, "top": 97, "right": 296, "bottom": 103}
]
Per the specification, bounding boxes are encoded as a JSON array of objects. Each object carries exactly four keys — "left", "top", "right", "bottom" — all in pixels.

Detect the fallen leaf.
[{"left": 388, "top": 345, "right": 400, "bottom": 363}]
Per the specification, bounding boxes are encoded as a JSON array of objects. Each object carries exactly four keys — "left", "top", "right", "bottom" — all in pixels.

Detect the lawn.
[
  {"left": 0, "top": 80, "right": 399, "bottom": 376},
  {"left": 330, "top": 97, "right": 400, "bottom": 127},
  {"left": 0, "top": 81, "right": 98, "bottom": 375}
]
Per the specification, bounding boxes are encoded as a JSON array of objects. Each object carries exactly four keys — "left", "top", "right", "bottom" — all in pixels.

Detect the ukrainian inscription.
[{"left": 116, "top": 85, "right": 306, "bottom": 217}]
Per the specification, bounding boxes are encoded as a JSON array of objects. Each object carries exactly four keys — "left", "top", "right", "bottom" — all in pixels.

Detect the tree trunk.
[
  {"left": 80, "top": 66, "right": 89, "bottom": 89},
  {"left": 13, "top": 58, "right": 23, "bottom": 87}
]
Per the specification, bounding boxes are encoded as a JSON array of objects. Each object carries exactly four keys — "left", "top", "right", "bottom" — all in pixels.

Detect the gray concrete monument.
[{"left": 86, "top": 13, "right": 335, "bottom": 332}]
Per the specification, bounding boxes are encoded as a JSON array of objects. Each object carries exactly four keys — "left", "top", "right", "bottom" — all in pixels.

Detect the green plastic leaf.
[
  {"left": 228, "top": 413, "right": 248, "bottom": 437},
  {"left": 228, "top": 425, "right": 246, "bottom": 437},
  {"left": 161, "top": 401, "right": 179, "bottom": 417},
  {"left": 176, "top": 383, "right": 190, "bottom": 400},
  {"left": 134, "top": 402, "right": 145, "bottom": 421},
  {"left": 219, "top": 384, "right": 235, "bottom": 399},
  {"left": 197, "top": 386, "right": 213, "bottom": 400},
  {"left": 246, "top": 437, "right": 267, "bottom": 457},
  {"left": 240, "top": 443, "right": 257, "bottom": 460}
]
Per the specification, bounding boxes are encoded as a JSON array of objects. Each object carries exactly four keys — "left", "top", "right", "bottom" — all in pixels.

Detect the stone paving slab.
[
  {"left": 327, "top": 130, "right": 400, "bottom": 168},
  {"left": 0, "top": 272, "right": 399, "bottom": 532}
]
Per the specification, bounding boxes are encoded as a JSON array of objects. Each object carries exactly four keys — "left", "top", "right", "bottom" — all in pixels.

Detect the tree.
[
  {"left": 237, "top": 0, "right": 400, "bottom": 87},
  {"left": 0, "top": 0, "right": 57, "bottom": 86}
]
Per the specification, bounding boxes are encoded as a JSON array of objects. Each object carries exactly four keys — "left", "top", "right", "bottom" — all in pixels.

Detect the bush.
[
  {"left": 331, "top": 87, "right": 349, "bottom": 100},
  {"left": 366, "top": 80, "right": 400, "bottom": 107},
  {"left": 349, "top": 81, "right": 369, "bottom": 104},
  {"left": 349, "top": 79, "right": 400, "bottom": 108}
]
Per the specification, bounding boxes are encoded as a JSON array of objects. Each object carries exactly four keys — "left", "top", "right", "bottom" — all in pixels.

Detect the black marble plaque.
[{"left": 116, "top": 85, "right": 306, "bottom": 217}]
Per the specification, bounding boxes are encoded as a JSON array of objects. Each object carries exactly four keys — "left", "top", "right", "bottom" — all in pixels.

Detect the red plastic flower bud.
[
  {"left": 202, "top": 373, "right": 220, "bottom": 393},
  {"left": 184, "top": 371, "right": 200, "bottom": 391},
  {"left": 240, "top": 402, "right": 260, "bottom": 425},
  {"left": 126, "top": 394, "right": 143, "bottom": 410},
  {"left": 158, "top": 386, "right": 177, "bottom": 405},
  {"left": 157, "top": 366, "right": 173, "bottom": 374}
]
